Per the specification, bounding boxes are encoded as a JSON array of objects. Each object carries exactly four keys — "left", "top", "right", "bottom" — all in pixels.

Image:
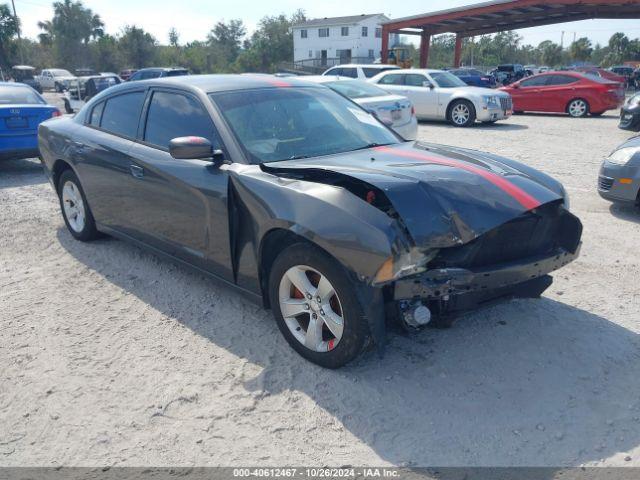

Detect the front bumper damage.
[{"left": 394, "top": 246, "right": 579, "bottom": 310}]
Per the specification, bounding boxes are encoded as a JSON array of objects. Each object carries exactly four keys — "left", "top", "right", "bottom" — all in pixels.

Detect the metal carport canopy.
[{"left": 380, "top": 0, "right": 640, "bottom": 67}]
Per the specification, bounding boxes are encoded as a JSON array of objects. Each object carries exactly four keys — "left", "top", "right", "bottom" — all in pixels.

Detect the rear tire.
[
  {"left": 268, "top": 243, "right": 370, "bottom": 368},
  {"left": 567, "top": 98, "right": 589, "bottom": 118},
  {"left": 57, "top": 169, "right": 99, "bottom": 242},
  {"left": 448, "top": 99, "right": 476, "bottom": 127}
]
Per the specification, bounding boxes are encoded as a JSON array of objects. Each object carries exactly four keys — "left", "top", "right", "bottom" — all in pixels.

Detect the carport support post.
[
  {"left": 420, "top": 30, "right": 431, "bottom": 68},
  {"left": 381, "top": 25, "right": 390, "bottom": 64},
  {"left": 454, "top": 34, "right": 463, "bottom": 67}
]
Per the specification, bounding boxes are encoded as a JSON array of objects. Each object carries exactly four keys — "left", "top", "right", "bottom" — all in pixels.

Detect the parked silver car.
[
  {"left": 598, "top": 135, "right": 640, "bottom": 205},
  {"left": 322, "top": 64, "right": 400, "bottom": 80},
  {"left": 300, "top": 76, "right": 417, "bottom": 140},
  {"left": 369, "top": 69, "right": 513, "bottom": 127}
]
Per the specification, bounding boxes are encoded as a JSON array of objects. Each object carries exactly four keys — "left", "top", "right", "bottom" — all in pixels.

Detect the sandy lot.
[{"left": 1, "top": 105, "right": 640, "bottom": 467}]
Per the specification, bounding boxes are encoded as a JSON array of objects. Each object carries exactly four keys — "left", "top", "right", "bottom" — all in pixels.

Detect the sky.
[{"left": 11, "top": 0, "right": 640, "bottom": 47}]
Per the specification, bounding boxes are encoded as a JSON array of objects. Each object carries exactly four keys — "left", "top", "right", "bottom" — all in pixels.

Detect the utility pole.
[
  {"left": 560, "top": 31, "right": 565, "bottom": 49},
  {"left": 10, "top": 0, "right": 25, "bottom": 64}
]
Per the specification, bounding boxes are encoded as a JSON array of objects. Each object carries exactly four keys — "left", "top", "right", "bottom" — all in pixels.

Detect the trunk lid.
[
  {"left": 356, "top": 95, "right": 413, "bottom": 127},
  {"left": 0, "top": 105, "right": 58, "bottom": 135}
]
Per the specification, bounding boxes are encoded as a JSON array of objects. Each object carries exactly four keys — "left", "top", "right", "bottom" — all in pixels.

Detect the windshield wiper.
[{"left": 351, "top": 142, "right": 394, "bottom": 152}]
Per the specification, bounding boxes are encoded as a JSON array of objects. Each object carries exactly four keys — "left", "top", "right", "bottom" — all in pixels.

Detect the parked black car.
[
  {"left": 38, "top": 75, "right": 582, "bottom": 368},
  {"left": 11, "top": 65, "right": 42, "bottom": 93},
  {"left": 127, "top": 67, "right": 189, "bottom": 81},
  {"left": 619, "top": 93, "right": 640, "bottom": 131},
  {"left": 494, "top": 64, "right": 526, "bottom": 85}
]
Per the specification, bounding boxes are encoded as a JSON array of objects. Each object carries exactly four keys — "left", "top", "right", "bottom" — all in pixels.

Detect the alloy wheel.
[
  {"left": 62, "top": 181, "right": 86, "bottom": 233},
  {"left": 451, "top": 103, "right": 471, "bottom": 125},
  {"left": 568, "top": 99, "right": 587, "bottom": 117},
  {"left": 278, "top": 265, "right": 344, "bottom": 352}
]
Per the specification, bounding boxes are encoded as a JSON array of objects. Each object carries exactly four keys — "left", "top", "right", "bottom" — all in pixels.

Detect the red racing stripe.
[
  {"left": 373, "top": 146, "right": 541, "bottom": 210},
  {"left": 248, "top": 74, "right": 291, "bottom": 88}
]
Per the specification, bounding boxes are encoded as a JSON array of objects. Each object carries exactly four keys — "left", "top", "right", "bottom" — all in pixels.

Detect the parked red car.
[{"left": 500, "top": 71, "right": 625, "bottom": 117}]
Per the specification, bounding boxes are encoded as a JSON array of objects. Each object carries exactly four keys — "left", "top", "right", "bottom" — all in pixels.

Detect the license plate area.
[
  {"left": 5, "top": 116, "right": 29, "bottom": 129},
  {"left": 391, "top": 109, "right": 402, "bottom": 121}
]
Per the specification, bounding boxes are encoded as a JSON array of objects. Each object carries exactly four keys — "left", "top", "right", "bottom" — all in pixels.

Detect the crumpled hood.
[{"left": 263, "top": 142, "right": 565, "bottom": 249}]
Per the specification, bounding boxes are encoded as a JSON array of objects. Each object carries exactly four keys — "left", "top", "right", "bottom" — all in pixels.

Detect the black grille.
[
  {"left": 598, "top": 176, "right": 614, "bottom": 191},
  {"left": 429, "top": 202, "right": 582, "bottom": 269},
  {"left": 500, "top": 97, "right": 513, "bottom": 111}
]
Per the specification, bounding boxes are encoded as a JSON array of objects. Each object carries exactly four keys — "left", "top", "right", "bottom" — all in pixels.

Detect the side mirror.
[
  {"left": 169, "top": 136, "right": 215, "bottom": 160},
  {"left": 423, "top": 81, "right": 434, "bottom": 89}
]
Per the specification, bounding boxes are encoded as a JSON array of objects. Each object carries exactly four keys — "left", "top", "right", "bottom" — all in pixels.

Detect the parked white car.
[
  {"left": 369, "top": 69, "right": 513, "bottom": 127},
  {"left": 300, "top": 75, "right": 417, "bottom": 140},
  {"left": 322, "top": 64, "right": 400, "bottom": 80},
  {"left": 37, "top": 68, "right": 77, "bottom": 92}
]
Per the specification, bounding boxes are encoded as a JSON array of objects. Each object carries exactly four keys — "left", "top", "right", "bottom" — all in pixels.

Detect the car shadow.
[
  {"left": 0, "top": 158, "right": 48, "bottom": 189},
  {"left": 515, "top": 112, "right": 618, "bottom": 120},
  {"left": 418, "top": 120, "right": 529, "bottom": 131},
  {"left": 58, "top": 228, "right": 640, "bottom": 466},
  {"left": 609, "top": 202, "right": 640, "bottom": 224}
]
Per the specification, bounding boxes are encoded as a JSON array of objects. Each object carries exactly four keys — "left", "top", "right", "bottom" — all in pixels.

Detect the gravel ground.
[{"left": 1, "top": 101, "right": 640, "bottom": 467}]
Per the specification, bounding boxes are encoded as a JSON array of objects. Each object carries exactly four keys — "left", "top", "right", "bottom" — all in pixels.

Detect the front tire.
[
  {"left": 567, "top": 98, "right": 589, "bottom": 118},
  {"left": 57, "top": 169, "right": 99, "bottom": 242},
  {"left": 448, "top": 99, "right": 476, "bottom": 127},
  {"left": 268, "top": 243, "right": 370, "bottom": 368}
]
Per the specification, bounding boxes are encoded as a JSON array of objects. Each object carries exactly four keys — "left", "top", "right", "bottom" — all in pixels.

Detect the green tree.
[
  {"left": 235, "top": 9, "right": 305, "bottom": 72},
  {"left": 538, "top": 40, "right": 563, "bottom": 67},
  {"left": 168, "top": 27, "right": 179, "bottom": 48},
  {"left": 569, "top": 37, "right": 592, "bottom": 62},
  {"left": 119, "top": 25, "right": 157, "bottom": 68},
  {"left": 207, "top": 19, "right": 246, "bottom": 69},
  {"left": 37, "top": 0, "right": 104, "bottom": 68},
  {"left": 0, "top": 3, "right": 20, "bottom": 69}
]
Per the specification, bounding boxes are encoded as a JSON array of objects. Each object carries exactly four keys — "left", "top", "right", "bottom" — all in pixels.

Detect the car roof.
[
  {"left": 91, "top": 74, "right": 328, "bottom": 95},
  {"left": 326, "top": 64, "right": 399, "bottom": 69},
  {"left": 378, "top": 68, "right": 445, "bottom": 74},
  {"left": 137, "top": 67, "right": 188, "bottom": 72},
  {"left": 300, "top": 75, "right": 353, "bottom": 83},
  {"left": 0, "top": 81, "right": 33, "bottom": 88}
]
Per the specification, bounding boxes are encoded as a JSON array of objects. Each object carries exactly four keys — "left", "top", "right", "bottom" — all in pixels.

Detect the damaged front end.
[{"left": 383, "top": 200, "right": 582, "bottom": 330}]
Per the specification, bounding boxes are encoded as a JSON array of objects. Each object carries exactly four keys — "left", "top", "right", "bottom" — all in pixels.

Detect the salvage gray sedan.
[
  {"left": 598, "top": 135, "right": 640, "bottom": 205},
  {"left": 38, "top": 74, "right": 581, "bottom": 368}
]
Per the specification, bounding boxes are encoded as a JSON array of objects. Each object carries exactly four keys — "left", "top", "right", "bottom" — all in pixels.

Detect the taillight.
[
  {"left": 411, "top": 106, "right": 415, "bottom": 116},
  {"left": 52, "top": 109, "right": 61, "bottom": 118}
]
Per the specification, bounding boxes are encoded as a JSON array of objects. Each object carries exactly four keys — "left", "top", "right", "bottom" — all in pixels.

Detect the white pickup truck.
[{"left": 37, "top": 69, "right": 77, "bottom": 92}]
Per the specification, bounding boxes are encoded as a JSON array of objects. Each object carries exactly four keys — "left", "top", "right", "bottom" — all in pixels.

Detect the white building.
[{"left": 292, "top": 14, "right": 398, "bottom": 66}]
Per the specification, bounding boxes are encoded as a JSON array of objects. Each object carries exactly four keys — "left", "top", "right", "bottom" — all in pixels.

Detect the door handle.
[{"left": 130, "top": 164, "right": 144, "bottom": 179}]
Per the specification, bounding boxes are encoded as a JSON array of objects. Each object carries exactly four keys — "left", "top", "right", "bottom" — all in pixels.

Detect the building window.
[
  {"left": 362, "top": 26, "right": 368, "bottom": 37},
  {"left": 368, "top": 49, "right": 374, "bottom": 58},
  {"left": 375, "top": 27, "right": 382, "bottom": 38},
  {"left": 341, "top": 27, "right": 349, "bottom": 36},
  {"left": 319, "top": 28, "right": 329, "bottom": 38},
  {"left": 309, "top": 50, "right": 313, "bottom": 58},
  {"left": 300, "top": 29, "right": 307, "bottom": 38}
]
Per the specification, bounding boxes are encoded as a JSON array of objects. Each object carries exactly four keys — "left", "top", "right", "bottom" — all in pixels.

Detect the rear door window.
[
  {"left": 143, "top": 90, "right": 218, "bottom": 150},
  {"left": 546, "top": 75, "right": 579, "bottom": 86},
  {"left": 89, "top": 101, "right": 105, "bottom": 126},
  {"left": 378, "top": 73, "right": 404, "bottom": 85},
  {"left": 99, "top": 91, "right": 146, "bottom": 138},
  {"left": 404, "top": 74, "right": 427, "bottom": 87},
  {"left": 520, "top": 76, "right": 549, "bottom": 87},
  {"left": 340, "top": 68, "right": 357, "bottom": 78}
]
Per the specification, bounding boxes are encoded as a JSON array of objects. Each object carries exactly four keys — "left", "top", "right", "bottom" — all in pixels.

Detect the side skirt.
[{"left": 97, "top": 224, "right": 264, "bottom": 306}]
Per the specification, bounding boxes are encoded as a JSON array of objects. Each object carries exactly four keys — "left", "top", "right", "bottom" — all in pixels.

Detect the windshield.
[
  {"left": 211, "top": 87, "right": 399, "bottom": 164},
  {"left": 325, "top": 80, "right": 390, "bottom": 99},
  {"left": 51, "top": 69, "right": 73, "bottom": 77},
  {"left": 0, "top": 86, "right": 45, "bottom": 105},
  {"left": 430, "top": 72, "right": 467, "bottom": 88}
]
